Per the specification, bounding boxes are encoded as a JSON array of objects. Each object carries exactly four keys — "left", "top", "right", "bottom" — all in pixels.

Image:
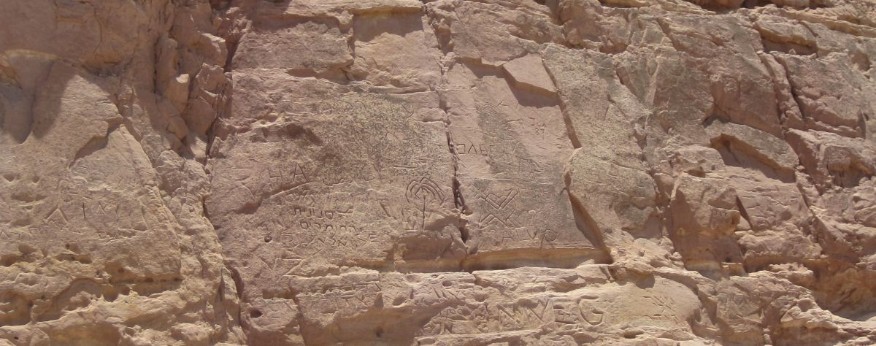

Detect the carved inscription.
[
  {"left": 455, "top": 143, "right": 506, "bottom": 157},
  {"left": 411, "top": 282, "right": 464, "bottom": 306},
  {"left": 291, "top": 205, "right": 346, "bottom": 220},
  {"left": 646, "top": 294, "right": 684, "bottom": 324},
  {"left": 257, "top": 196, "right": 381, "bottom": 258},
  {"left": 267, "top": 161, "right": 309, "bottom": 190},
  {"left": 553, "top": 301, "right": 580, "bottom": 324},
  {"left": 406, "top": 177, "right": 446, "bottom": 230},
  {"left": 578, "top": 298, "right": 605, "bottom": 326},
  {"left": 532, "top": 121, "right": 546, "bottom": 138},
  {"left": 379, "top": 202, "right": 422, "bottom": 230},
  {"left": 260, "top": 255, "right": 306, "bottom": 278},
  {"left": 475, "top": 188, "right": 519, "bottom": 229},
  {"left": 423, "top": 296, "right": 595, "bottom": 335},
  {"left": 304, "top": 97, "right": 437, "bottom": 181},
  {"left": 279, "top": 223, "right": 377, "bottom": 256},
  {"left": 469, "top": 185, "right": 562, "bottom": 247},
  {"left": 81, "top": 198, "right": 149, "bottom": 234},
  {"left": 302, "top": 98, "right": 416, "bottom": 119},
  {"left": 406, "top": 177, "right": 445, "bottom": 205},
  {"left": 491, "top": 228, "right": 559, "bottom": 247},
  {"left": 276, "top": 257, "right": 305, "bottom": 277},
  {"left": 298, "top": 282, "right": 383, "bottom": 316},
  {"left": 42, "top": 205, "right": 71, "bottom": 232}
]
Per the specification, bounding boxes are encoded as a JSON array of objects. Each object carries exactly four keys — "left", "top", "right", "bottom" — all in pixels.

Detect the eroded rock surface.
[{"left": 2, "top": 0, "right": 876, "bottom": 345}]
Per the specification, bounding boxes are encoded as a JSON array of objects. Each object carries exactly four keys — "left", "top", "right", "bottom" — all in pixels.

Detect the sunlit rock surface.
[{"left": 1, "top": 0, "right": 875, "bottom": 344}]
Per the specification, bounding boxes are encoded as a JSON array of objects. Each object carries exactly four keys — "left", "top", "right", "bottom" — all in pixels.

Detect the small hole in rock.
[
  {"left": 1, "top": 255, "right": 16, "bottom": 266},
  {"left": 264, "top": 235, "right": 272, "bottom": 243},
  {"left": 375, "top": 327, "right": 384, "bottom": 338},
  {"left": 250, "top": 309, "right": 263, "bottom": 318},
  {"left": 622, "top": 330, "right": 640, "bottom": 339}
]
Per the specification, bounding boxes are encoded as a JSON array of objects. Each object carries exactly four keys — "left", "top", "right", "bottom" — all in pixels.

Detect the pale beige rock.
[
  {"left": 233, "top": 21, "right": 353, "bottom": 75},
  {"left": 0, "top": 0, "right": 241, "bottom": 344},
  {"left": 3, "top": 0, "right": 876, "bottom": 345},
  {"left": 349, "top": 12, "right": 442, "bottom": 90},
  {"left": 668, "top": 173, "right": 744, "bottom": 273},
  {"left": 501, "top": 54, "right": 556, "bottom": 94},
  {"left": 777, "top": 53, "right": 876, "bottom": 137},
  {"left": 754, "top": 15, "right": 817, "bottom": 54},
  {"left": 706, "top": 121, "right": 798, "bottom": 179}
]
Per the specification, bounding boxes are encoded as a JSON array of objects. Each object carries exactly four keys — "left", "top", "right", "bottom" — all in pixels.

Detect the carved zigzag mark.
[
  {"left": 473, "top": 189, "right": 520, "bottom": 227},
  {"left": 480, "top": 213, "right": 519, "bottom": 228},
  {"left": 260, "top": 255, "right": 306, "bottom": 277},
  {"left": 277, "top": 258, "right": 305, "bottom": 277},
  {"left": 474, "top": 189, "right": 518, "bottom": 210}
]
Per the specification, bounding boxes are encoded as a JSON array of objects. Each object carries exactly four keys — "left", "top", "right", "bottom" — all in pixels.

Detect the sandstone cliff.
[{"left": 1, "top": 0, "right": 875, "bottom": 344}]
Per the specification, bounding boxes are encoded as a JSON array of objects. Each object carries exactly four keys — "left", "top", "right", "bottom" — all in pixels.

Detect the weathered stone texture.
[{"left": 2, "top": 0, "right": 876, "bottom": 345}]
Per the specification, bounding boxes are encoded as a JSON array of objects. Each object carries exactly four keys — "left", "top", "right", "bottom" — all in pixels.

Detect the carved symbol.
[
  {"left": 267, "top": 162, "right": 309, "bottom": 192},
  {"left": 406, "top": 177, "right": 445, "bottom": 205},
  {"left": 290, "top": 162, "right": 308, "bottom": 183},
  {"left": 268, "top": 257, "right": 305, "bottom": 277},
  {"left": 45, "top": 206, "right": 70, "bottom": 228},
  {"left": 473, "top": 188, "right": 519, "bottom": 228},
  {"left": 578, "top": 299, "right": 604, "bottom": 326},
  {"left": 543, "top": 229, "right": 558, "bottom": 241},
  {"left": 647, "top": 294, "right": 681, "bottom": 323},
  {"left": 280, "top": 258, "right": 305, "bottom": 277},
  {"left": 406, "top": 177, "right": 445, "bottom": 230},
  {"left": 554, "top": 304, "right": 579, "bottom": 324}
]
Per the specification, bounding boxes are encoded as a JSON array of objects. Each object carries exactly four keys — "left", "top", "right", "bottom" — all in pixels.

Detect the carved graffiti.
[
  {"left": 379, "top": 201, "right": 422, "bottom": 230},
  {"left": 467, "top": 184, "right": 564, "bottom": 246},
  {"left": 260, "top": 255, "right": 306, "bottom": 278},
  {"left": 406, "top": 177, "right": 446, "bottom": 206},
  {"left": 255, "top": 195, "right": 381, "bottom": 258},
  {"left": 455, "top": 143, "right": 506, "bottom": 156},
  {"left": 280, "top": 223, "right": 379, "bottom": 256},
  {"left": 474, "top": 188, "right": 519, "bottom": 229},
  {"left": 267, "top": 161, "right": 309, "bottom": 191},
  {"left": 304, "top": 98, "right": 416, "bottom": 119},
  {"left": 81, "top": 198, "right": 149, "bottom": 233},
  {"left": 298, "top": 282, "right": 383, "bottom": 316},
  {"left": 422, "top": 295, "right": 601, "bottom": 336},
  {"left": 406, "top": 177, "right": 446, "bottom": 230},
  {"left": 578, "top": 298, "right": 605, "bottom": 326},
  {"left": 489, "top": 228, "right": 559, "bottom": 247}
]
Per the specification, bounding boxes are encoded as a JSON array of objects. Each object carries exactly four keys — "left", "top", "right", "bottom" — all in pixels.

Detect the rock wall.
[{"left": 1, "top": 0, "right": 875, "bottom": 344}]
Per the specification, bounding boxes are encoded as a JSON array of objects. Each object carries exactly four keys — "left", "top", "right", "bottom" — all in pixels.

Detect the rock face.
[{"left": 1, "top": 0, "right": 876, "bottom": 344}]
